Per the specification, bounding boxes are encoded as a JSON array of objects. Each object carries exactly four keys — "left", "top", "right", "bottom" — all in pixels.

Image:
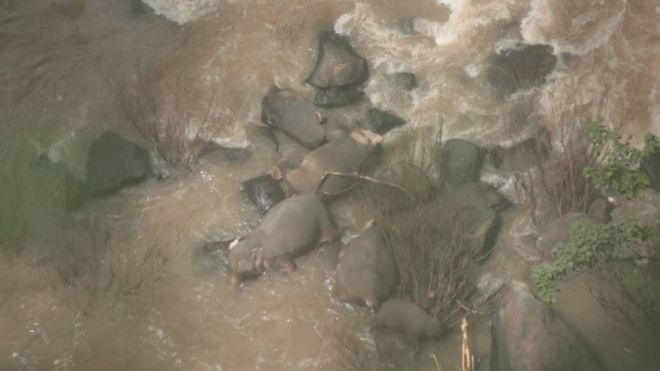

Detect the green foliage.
[
  {"left": 532, "top": 219, "right": 659, "bottom": 303},
  {"left": 583, "top": 124, "right": 659, "bottom": 199}
]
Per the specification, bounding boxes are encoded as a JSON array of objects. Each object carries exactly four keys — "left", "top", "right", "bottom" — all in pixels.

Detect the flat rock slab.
[
  {"left": 241, "top": 175, "right": 285, "bottom": 214},
  {"left": 306, "top": 31, "right": 369, "bottom": 89},
  {"left": 440, "top": 138, "right": 484, "bottom": 186},
  {"left": 261, "top": 87, "right": 325, "bottom": 149},
  {"left": 87, "top": 131, "right": 150, "bottom": 196},
  {"left": 487, "top": 44, "right": 557, "bottom": 97},
  {"left": 313, "top": 87, "right": 364, "bottom": 108}
]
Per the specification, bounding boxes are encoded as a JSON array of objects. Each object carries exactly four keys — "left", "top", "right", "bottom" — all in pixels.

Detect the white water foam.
[
  {"left": 143, "top": 0, "right": 219, "bottom": 24},
  {"left": 521, "top": 0, "right": 627, "bottom": 56}
]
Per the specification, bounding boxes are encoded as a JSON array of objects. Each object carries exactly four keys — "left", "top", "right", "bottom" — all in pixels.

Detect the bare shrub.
[
  {"left": 50, "top": 220, "right": 173, "bottom": 313},
  {"left": 514, "top": 78, "right": 596, "bottom": 223},
  {"left": 358, "top": 170, "right": 485, "bottom": 329},
  {"left": 113, "top": 63, "right": 227, "bottom": 171}
]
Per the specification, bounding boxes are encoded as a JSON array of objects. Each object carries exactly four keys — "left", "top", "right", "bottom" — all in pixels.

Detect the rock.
[
  {"left": 306, "top": 31, "right": 369, "bottom": 89},
  {"left": 535, "top": 198, "right": 613, "bottom": 257},
  {"left": 261, "top": 87, "right": 326, "bottom": 149},
  {"left": 439, "top": 139, "right": 484, "bottom": 186},
  {"left": 86, "top": 131, "right": 150, "bottom": 196},
  {"left": 488, "top": 127, "right": 551, "bottom": 171},
  {"left": 391, "top": 72, "right": 417, "bottom": 91},
  {"left": 313, "top": 87, "right": 365, "bottom": 108},
  {"left": 228, "top": 194, "right": 337, "bottom": 286},
  {"left": 241, "top": 175, "right": 285, "bottom": 214},
  {"left": 610, "top": 188, "right": 660, "bottom": 227},
  {"left": 486, "top": 44, "right": 557, "bottom": 97},
  {"left": 490, "top": 282, "right": 600, "bottom": 371},
  {"left": 284, "top": 129, "right": 382, "bottom": 195},
  {"left": 365, "top": 108, "right": 406, "bottom": 135},
  {"left": 373, "top": 298, "right": 445, "bottom": 352},
  {"left": 458, "top": 183, "right": 509, "bottom": 256},
  {"left": 333, "top": 222, "right": 398, "bottom": 308},
  {"left": 640, "top": 152, "right": 660, "bottom": 192}
]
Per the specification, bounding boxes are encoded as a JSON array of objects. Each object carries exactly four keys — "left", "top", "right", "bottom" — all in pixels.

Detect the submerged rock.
[
  {"left": 365, "top": 108, "right": 406, "bottom": 135},
  {"left": 261, "top": 87, "right": 325, "bottom": 149},
  {"left": 374, "top": 298, "right": 445, "bottom": 352},
  {"left": 439, "top": 139, "right": 484, "bottom": 186},
  {"left": 487, "top": 44, "right": 557, "bottom": 97},
  {"left": 391, "top": 72, "right": 417, "bottom": 91},
  {"left": 313, "top": 87, "right": 365, "bottom": 108},
  {"left": 86, "top": 131, "right": 150, "bottom": 196},
  {"left": 306, "top": 31, "right": 369, "bottom": 89},
  {"left": 241, "top": 175, "right": 285, "bottom": 214},
  {"left": 333, "top": 223, "right": 398, "bottom": 308}
]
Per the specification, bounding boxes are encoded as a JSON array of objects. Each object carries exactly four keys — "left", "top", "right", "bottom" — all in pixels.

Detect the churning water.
[{"left": 0, "top": 0, "right": 658, "bottom": 370}]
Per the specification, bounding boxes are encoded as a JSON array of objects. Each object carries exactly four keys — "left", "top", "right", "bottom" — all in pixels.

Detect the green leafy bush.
[
  {"left": 583, "top": 124, "right": 659, "bottom": 199},
  {"left": 532, "top": 219, "right": 659, "bottom": 303}
]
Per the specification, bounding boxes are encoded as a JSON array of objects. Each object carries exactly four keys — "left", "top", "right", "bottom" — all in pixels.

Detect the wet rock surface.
[
  {"left": 365, "top": 108, "right": 406, "bottom": 135},
  {"left": 305, "top": 31, "right": 369, "bottom": 89},
  {"left": 241, "top": 175, "right": 286, "bottom": 214},
  {"left": 313, "top": 87, "right": 365, "bottom": 108},
  {"left": 261, "top": 87, "right": 325, "bottom": 149},
  {"left": 487, "top": 44, "right": 557, "bottom": 97},
  {"left": 440, "top": 138, "right": 484, "bottom": 186},
  {"left": 490, "top": 283, "right": 601, "bottom": 371},
  {"left": 333, "top": 223, "right": 398, "bottom": 308},
  {"left": 86, "top": 131, "right": 150, "bottom": 196},
  {"left": 640, "top": 152, "right": 660, "bottom": 192}
]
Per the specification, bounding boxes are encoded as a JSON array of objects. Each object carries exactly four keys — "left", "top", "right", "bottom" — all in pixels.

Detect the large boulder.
[
  {"left": 439, "top": 139, "right": 484, "bottom": 186},
  {"left": 86, "top": 131, "right": 150, "bottom": 196},
  {"left": 305, "top": 31, "right": 369, "bottom": 89},
  {"left": 487, "top": 44, "right": 557, "bottom": 97},
  {"left": 490, "top": 282, "right": 600, "bottom": 371},
  {"left": 261, "top": 87, "right": 326, "bottom": 149}
]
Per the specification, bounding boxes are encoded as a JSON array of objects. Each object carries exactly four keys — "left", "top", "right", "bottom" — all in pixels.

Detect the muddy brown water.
[{"left": 1, "top": 0, "right": 659, "bottom": 370}]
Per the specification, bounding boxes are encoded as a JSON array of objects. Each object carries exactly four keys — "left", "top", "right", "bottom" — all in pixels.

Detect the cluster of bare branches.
[
  {"left": 50, "top": 220, "right": 173, "bottom": 314},
  {"left": 514, "top": 79, "right": 596, "bottom": 224},
  {"left": 356, "top": 164, "right": 487, "bottom": 331},
  {"left": 113, "top": 63, "right": 225, "bottom": 171}
]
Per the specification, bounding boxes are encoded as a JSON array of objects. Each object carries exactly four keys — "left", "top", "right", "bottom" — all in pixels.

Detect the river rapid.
[{"left": 0, "top": 0, "right": 658, "bottom": 370}]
